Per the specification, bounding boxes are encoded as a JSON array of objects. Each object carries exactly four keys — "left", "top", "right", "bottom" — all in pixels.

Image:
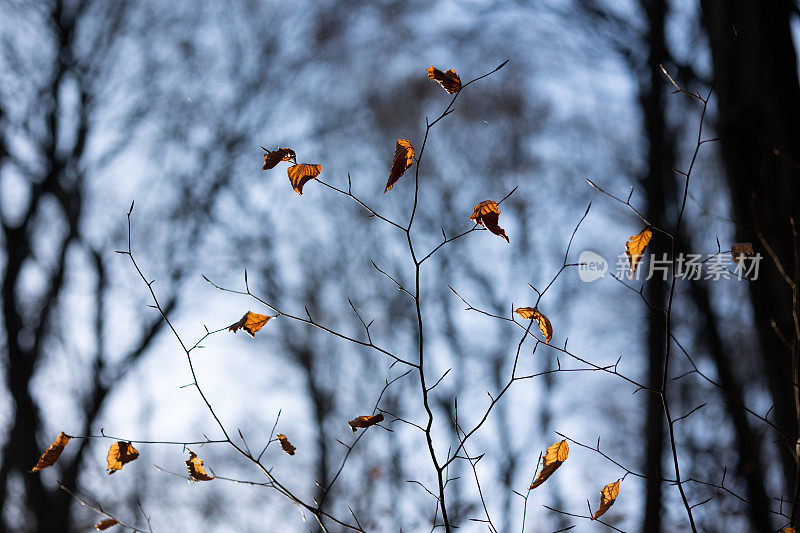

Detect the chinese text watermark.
[{"left": 578, "top": 251, "right": 762, "bottom": 282}]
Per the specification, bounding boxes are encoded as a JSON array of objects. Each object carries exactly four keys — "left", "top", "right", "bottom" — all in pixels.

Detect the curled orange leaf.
[
  {"left": 471, "top": 200, "right": 509, "bottom": 243},
  {"left": 385, "top": 139, "right": 414, "bottom": 192},
  {"left": 529, "top": 440, "right": 568, "bottom": 489},
  {"left": 277, "top": 434, "right": 296, "bottom": 456},
  {"left": 592, "top": 480, "right": 620, "bottom": 520},
  {"left": 94, "top": 518, "right": 119, "bottom": 530},
  {"left": 30, "top": 431, "right": 70, "bottom": 472},
  {"left": 186, "top": 450, "right": 214, "bottom": 482},
  {"left": 287, "top": 163, "right": 321, "bottom": 195},
  {"left": 261, "top": 147, "right": 296, "bottom": 170},
  {"left": 515, "top": 307, "right": 553, "bottom": 343},
  {"left": 106, "top": 442, "right": 139, "bottom": 475},
  {"left": 228, "top": 311, "right": 270, "bottom": 337},
  {"left": 625, "top": 227, "right": 652, "bottom": 278},
  {"left": 348, "top": 413, "right": 384, "bottom": 433},
  {"left": 427, "top": 66, "right": 461, "bottom": 94}
]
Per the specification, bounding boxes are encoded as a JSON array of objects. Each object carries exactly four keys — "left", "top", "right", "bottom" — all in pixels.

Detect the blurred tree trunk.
[
  {"left": 0, "top": 3, "right": 166, "bottom": 531},
  {"left": 700, "top": 0, "right": 800, "bottom": 511},
  {"left": 294, "top": 341, "right": 331, "bottom": 533},
  {"left": 684, "top": 273, "right": 773, "bottom": 530},
  {"left": 0, "top": 2, "right": 91, "bottom": 529},
  {"left": 638, "top": 1, "right": 674, "bottom": 530},
  {"left": 0, "top": 1, "right": 258, "bottom": 529}
]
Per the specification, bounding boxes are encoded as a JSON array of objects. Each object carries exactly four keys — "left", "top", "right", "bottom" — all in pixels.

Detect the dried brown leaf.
[
  {"left": 385, "top": 139, "right": 414, "bottom": 192},
  {"left": 348, "top": 413, "right": 384, "bottom": 433},
  {"left": 515, "top": 307, "right": 553, "bottom": 343},
  {"left": 186, "top": 450, "right": 214, "bottom": 482},
  {"left": 471, "top": 200, "right": 509, "bottom": 243},
  {"left": 94, "top": 518, "right": 119, "bottom": 530},
  {"left": 731, "top": 242, "right": 754, "bottom": 263},
  {"left": 261, "top": 147, "right": 296, "bottom": 170},
  {"left": 277, "top": 434, "right": 296, "bottom": 456},
  {"left": 228, "top": 311, "right": 270, "bottom": 337},
  {"left": 106, "top": 442, "right": 139, "bottom": 475},
  {"left": 625, "top": 228, "right": 652, "bottom": 277},
  {"left": 592, "top": 480, "right": 620, "bottom": 520},
  {"left": 30, "top": 431, "right": 70, "bottom": 472},
  {"left": 427, "top": 66, "right": 461, "bottom": 94},
  {"left": 287, "top": 163, "right": 321, "bottom": 195},
  {"left": 529, "top": 440, "right": 568, "bottom": 489}
]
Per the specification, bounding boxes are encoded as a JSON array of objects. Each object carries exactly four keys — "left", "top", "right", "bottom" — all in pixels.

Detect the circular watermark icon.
[{"left": 578, "top": 250, "right": 608, "bottom": 282}]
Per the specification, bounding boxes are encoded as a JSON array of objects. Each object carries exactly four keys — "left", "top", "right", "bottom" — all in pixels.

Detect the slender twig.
[
  {"left": 58, "top": 483, "right": 150, "bottom": 533},
  {"left": 397, "top": 60, "right": 509, "bottom": 533},
  {"left": 121, "top": 205, "right": 363, "bottom": 532},
  {"left": 542, "top": 505, "right": 625, "bottom": 533}
]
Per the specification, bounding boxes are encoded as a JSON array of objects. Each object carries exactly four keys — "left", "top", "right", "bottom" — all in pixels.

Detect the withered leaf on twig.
[
  {"left": 288, "top": 163, "right": 321, "bottom": 195},
  {"left": 731, "top": 242, "right": 754, "bottom": 263},
  {"left": 106, "top": 442, "right": 139, "bottom": 475},
  {"left": 385, "top": 139, "right": 414, "bottom": 192},
  {"left": 186, "top": 450, "right": 214, "bottom": 482},
  {"left": 592, "top": 480, "right": 620, "bottom": 520},
  {"left": 277, "top": 434, "right": 296, "bottom": 456},
  {"left": 261, "top": 147, "right": 296, "bottom": 170},
  {"left": 625, "top": 227, "right": 652, "bottom": 278},
  {"left": 427, "top": 66, "right": 461, "bottom": 94},
  {"left": 348, "top": 413, "right": 384, "bottom": 433},
  {"left": 94, "top": 518, "right": 119, "bottom": 530},
  {"left": 471, "top": 201, "right": 509, "bottom": 243},
  {"left": 228, "top": 311, "right": 271, "bottom": 337},
  {"left": 529, "top": 440, "right": 568, "bottom": 489},
  {"left": 30, "top": 431, "right": 70, "bottom": 472},
  {"left": 515, "top": 307, "right": 553, "bottom": 343}
]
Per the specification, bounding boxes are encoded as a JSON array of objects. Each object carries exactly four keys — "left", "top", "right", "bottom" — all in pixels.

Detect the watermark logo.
[
  {"left": 577, "top": 250, "right": 762, "bottom": 282},
  {"left": 578, "top": 250, "right": 608, "bottom": 283}
]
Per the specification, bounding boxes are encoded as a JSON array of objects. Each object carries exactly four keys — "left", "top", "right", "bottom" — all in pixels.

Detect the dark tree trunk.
[
  {"left": 700, "top": 0, "right": 800, "bottom": 511},
  {"left": 1, "top": 2, "right": 199, "bottom": 529},
  {"left": 0, "top": 4, "right": 80, "bottom": 526},
  {"left": 685, "top": 275, "right": 773, "bottom": 530},
  {"left": 639, "top": 1, "right": 674, "bottom": 530}
]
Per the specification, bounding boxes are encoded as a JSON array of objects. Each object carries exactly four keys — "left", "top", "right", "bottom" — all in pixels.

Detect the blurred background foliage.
[{"left": 1, "top": 0, "right": 799, "bottom": 531}]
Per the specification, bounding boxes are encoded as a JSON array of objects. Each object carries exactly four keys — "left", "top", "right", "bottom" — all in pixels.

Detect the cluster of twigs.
[{"left": 53, "top": 57, "right": 800, "bottom": 533}]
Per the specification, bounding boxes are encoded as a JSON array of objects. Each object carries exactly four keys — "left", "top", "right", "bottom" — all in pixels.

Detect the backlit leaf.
[
  {"left": 625, "top": 227, "right": 652, "bottom": 278},
  {"left": 261, "top": 147, "right": 296, "bottom": 170},
  {"left": 186, "top": 450, "right": 214, "bottom": 482},
  {"left": 94, "top": 518, "right": 119, "bottom": 530},
  {"left": 30, "top": 431, "right": 70, "bottom": 472},
  {"left": 106, "top": 442, "right": 139, "bottom": 474},
  {"left": 592, "top": 480, "right": 620, "bottom": 520},
  {"left": 287, "top": 163, "right": 321, "bottom": 195},
  {"left": 228, "top": 311, "right": 270, "bottom": 337},
  {"left": 385, "top": 139, "right": 414, "bottom": 192},
  {"left": 277, "top": 434, "right": 296, "bottom": 456},
  {"left": 348, "top": 413, "right": 384, "bottom": 433},
  {"left": 731, "top": 242, "right": 754, "bottom": 263},
  {"left": 515, "top": 307, "right": 553, "bottom": 343},
  {"left": 471, "top": 200, "right": 509, "bottom": 243},
  {"left": 427, "top": 66, "right": 461, "bottom": 94},
  {"left": 529, "top": 440, "right": 568, "bottom": 489}
]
